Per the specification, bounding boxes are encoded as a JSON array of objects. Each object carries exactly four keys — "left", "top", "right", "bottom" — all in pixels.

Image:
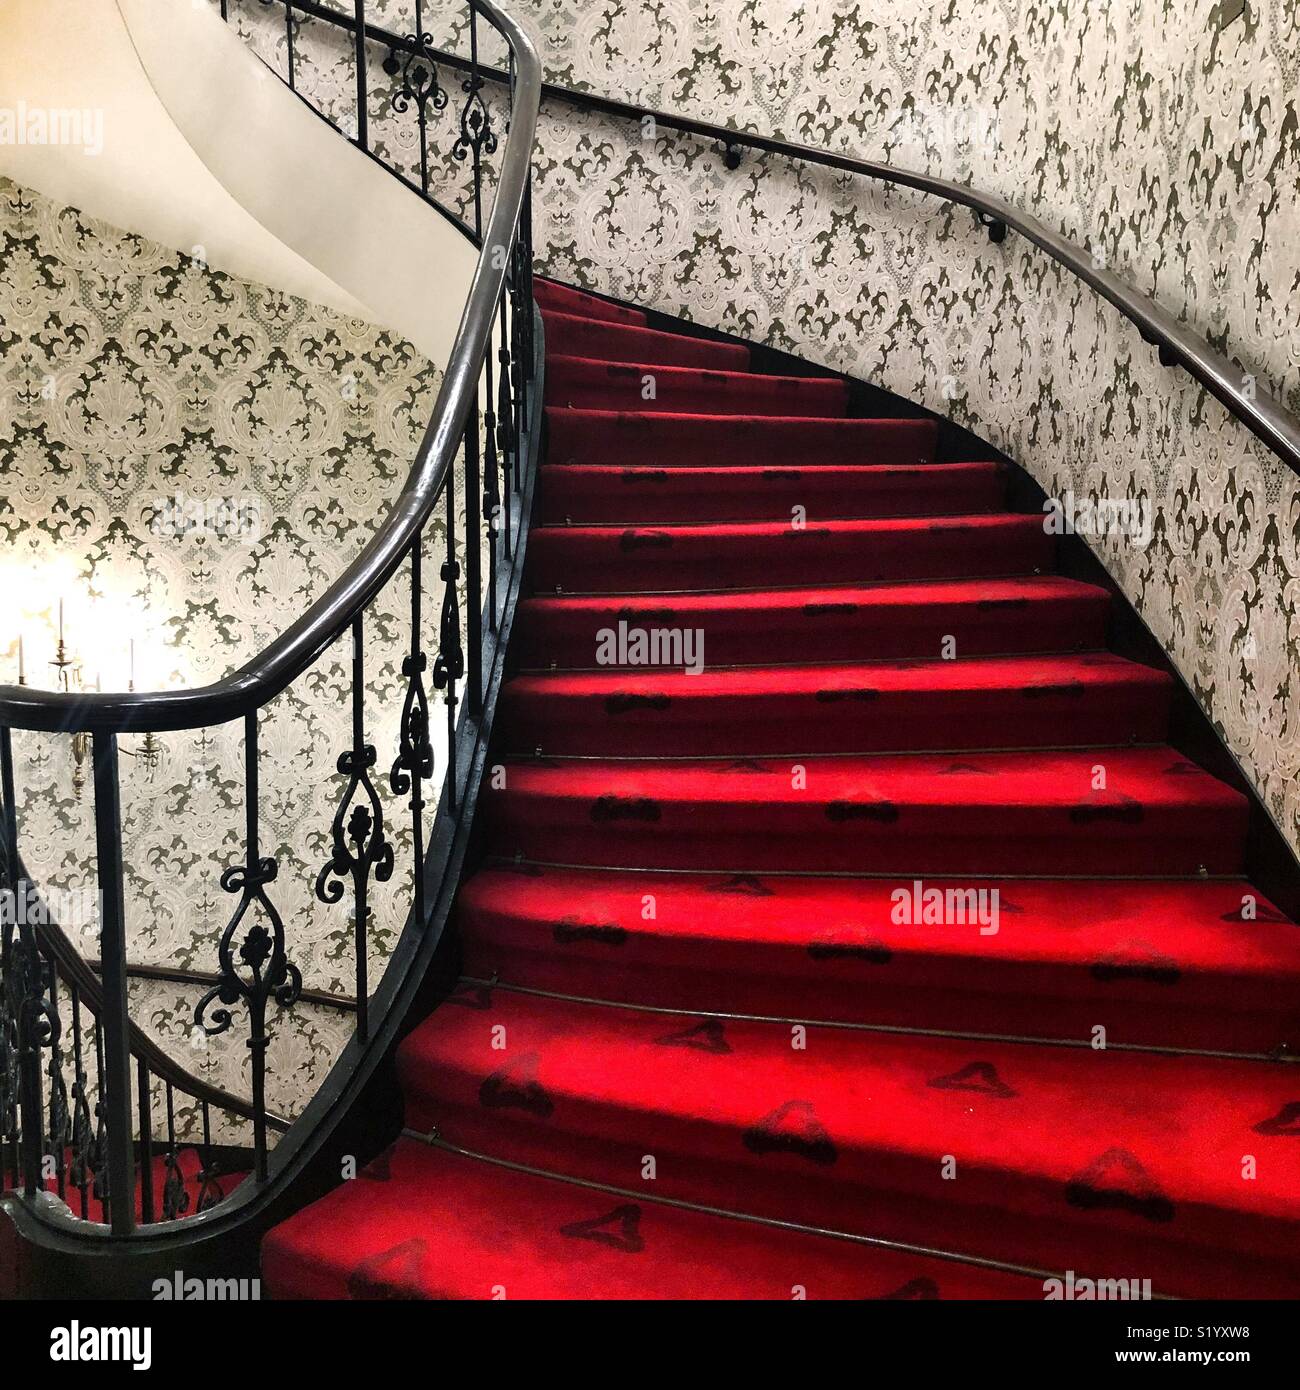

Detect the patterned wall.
[
  {"left": 0, "top": 174, "right": 450, "bottom": 1130},
  {"left": 227, "top": 0, "right": 1300, "bottom": 861}
]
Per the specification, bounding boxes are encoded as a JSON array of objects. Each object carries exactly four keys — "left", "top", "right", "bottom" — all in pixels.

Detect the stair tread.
[
  {"left": 484, "top": 746, "right": 1247, "bottom": 875},
  {"left": 521, "top": 573, "right": 1112, "bottom": 615},
  {"left": 528, "top": 512, "right": 1056, "bottom": 592},
  {"left": 533, "top": 511, "right": 1040, "bottom": 537},
  {"left": 533, "top": 279, "right": 647, "bottom": 326},
  {"left": 396, "top": 987, "right": 1300, "bottom": 1295},
  {"left": 507, "top": 651, "right": 1169, "bottom": 696},
  {"left": 261, "top": 1137, "right": 1041, "bottom": 1299},
  {"left": 547, "top": 407, "right": 938, "bottom": 468},
  {"left": 546, "top": 355, "right": 849, "bottom": 417},
  {"left": 490, "top": 745, "right": 1243, "bottom": 811},
  {"left": 460, "top": 865, "right": 1300, "bottom": 1017},
  {"left": 541, "top": 312, "right": 750, "bottom": 369}
]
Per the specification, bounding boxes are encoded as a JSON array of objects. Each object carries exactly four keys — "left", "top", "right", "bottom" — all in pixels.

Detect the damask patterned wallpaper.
[
  {"left": 0, "top": 174, "right": 447, "bottom": 1129},
  {"left": 226, "top": 0, "right": 1300, "bottom": 860}
]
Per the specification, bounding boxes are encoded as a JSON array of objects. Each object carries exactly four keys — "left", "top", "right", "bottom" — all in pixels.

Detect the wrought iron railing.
[{"left": 0, "top": 0, "right": 541, "bottom": 1249}]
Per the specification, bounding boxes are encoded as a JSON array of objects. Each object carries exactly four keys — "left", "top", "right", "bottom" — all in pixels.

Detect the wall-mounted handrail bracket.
[{"left": 977, "top": 211, "right": 1008, "bottom": 244}]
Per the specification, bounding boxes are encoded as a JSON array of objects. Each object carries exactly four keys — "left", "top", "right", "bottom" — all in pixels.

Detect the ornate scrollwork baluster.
[
  {"left": 67, "top": 984, "right": 92, "bottom": 1217},
  {"left": 44, "top": 955, "right": 69, "bottom": 1201},
  {"left": 381, "top": 0, "right": 449, "bottom": 195},
  {"left": 90, "top": 1015, "right": 109, "bottom": 1215},
  {"left": 161, "top": 1080, "right": 190, "bottom": 1221},
  {"left": 195, "top": 713, "right": 301, "bottom": 1184},
  {"left": 452, "top": 2, "right": 499, "bottom": 238},
  {"left": 391, "top": 539, "right": 435, "bottom": 929},
  {"left": 315, "top": 617, "right": 394, "bottom": 1042},
  {"left": 194, "top": 1099, "right": 225, "bottom": 1213},
  {"left": 0, "top": 732, "right": 57, "bottom": 1199},
  {"left": 434, "top": 473, "right": 465, "bottom": 811}
]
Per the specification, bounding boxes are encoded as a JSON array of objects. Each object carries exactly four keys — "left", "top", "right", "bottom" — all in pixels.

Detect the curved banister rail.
[
  {"left": 0, "top": 0, "right": 540, "bottom": 736},
  {"left": 0, "top": 0, "right": 542, "bottom": 1244}
]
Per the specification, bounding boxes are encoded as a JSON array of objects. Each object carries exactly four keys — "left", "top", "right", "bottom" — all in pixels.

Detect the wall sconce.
[
  {"left": 48, "top": 600, "right": 93, "bottom": 802},
  {"left": 123, "top": 640, "right": 161, "bottom": 782}
]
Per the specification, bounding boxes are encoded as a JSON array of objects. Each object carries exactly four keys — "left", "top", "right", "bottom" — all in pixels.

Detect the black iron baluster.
[
  {"left": 434, "top": 471, "right": 464, "bottom": 811},
  {"left": 353, "top": 0, "right": 369, "bottom": 150},
  {"left": 68, "top": 983, "right": 91, "bottom": 1218},
  {"left": 462, "top": 407, "right": 483, "bottom": 716},
  {"left": 453, "top": 1, "right": 499, "bottom": 241},
  {"left": 497, "top": 290, "right": 514, "bottom": 557},
  {"left": 195, "top": 713, "right": 301, "bottom": 1184},
  {"left": 91, "top": 733, "right": 135, "bottom": 1233},
  {"left": 482, "top": 317, "right": 501, "bottom": 638},
  {"left": 195, "top": 1099, "right": 224, "bottom": 1212},
  {"left": 391, "top": 539, "right": 434, "bottom": 929},
  {"left": 382, "top": 0, "right": 449, "bottom": 196},
  {"left": 44, "top": 954, "right": 69, "bottom": 1202},
  {"left": 90, "top": 1013, "right": 109, "bottom": 1222},
  {"left": 1, "top": 728, "right": 53, "bottom": 1201},
  {"left": 136, "top": 1059, "right": 154, "bottom": 1224},
  {"left": 315, "top": 617, "right": 394, "bottom": 1043},
  {"left": 161, "top": 1080, "right": 189, "bottom": 1220}
]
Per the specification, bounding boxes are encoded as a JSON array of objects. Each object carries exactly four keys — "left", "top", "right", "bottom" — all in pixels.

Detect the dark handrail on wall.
[
  {"left": 0, "top": 0, "right": 542, "bottom": 1247},
  {"left": 339, "top": 25, "right": 1300, "bottom": 482}
]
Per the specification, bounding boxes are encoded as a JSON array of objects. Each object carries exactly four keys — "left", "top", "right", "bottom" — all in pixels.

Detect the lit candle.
[{"left": 58, "top": 598, "right": 64, "bottom": 644}]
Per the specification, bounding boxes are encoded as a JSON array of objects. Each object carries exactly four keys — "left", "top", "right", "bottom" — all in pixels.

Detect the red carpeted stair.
[{"left": 264, "top": 277, "right": 1300, "bottom": 1300}]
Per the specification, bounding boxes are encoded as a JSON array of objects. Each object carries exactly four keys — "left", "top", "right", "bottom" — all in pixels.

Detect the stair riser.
[
  {"left": 542, "top": 314, "right": 750, "bottom": 369},
  {"left": 547, "top": 412, "right": 938, "bottom": 468},
  {"left": 546, "top": 365, "right": 848, "bottom": 418},
  {"left": 537, "top": 465, "right": 1005, "bottom": 524},
  {"left": 499, "top": 685, "right": 1172, "bottom": 756},
  {"left": 514, "top": 593, "right": 1113, "bottom": 667},
  {"left": 529, "top": 520, "right": 1056, "bottom": 592},
  {"left": 484, "top": 797, "right": 1246, "bottom": 875}
]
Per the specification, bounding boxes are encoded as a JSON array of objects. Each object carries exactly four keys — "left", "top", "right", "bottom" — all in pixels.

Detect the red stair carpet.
[{"left": 263, "top": 276, "right": 1300, "bottom": 1300}]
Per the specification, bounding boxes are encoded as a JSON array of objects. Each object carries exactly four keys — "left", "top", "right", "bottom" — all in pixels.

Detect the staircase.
[{"left": 261, "top": 280, "right": 1300, "bottom": 1300}]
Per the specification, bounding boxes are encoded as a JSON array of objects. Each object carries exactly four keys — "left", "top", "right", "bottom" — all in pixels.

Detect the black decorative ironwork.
[
  {"left": 195, "top": 714, "right": 301, "bottom": 1180},
  {"left": 194, "top": 1101, "right": 225, "bottom": 1213},
  {"left": 382, "top": 0, "right": 449, "bottom": 195},
  {"left": 161, "top": 1082, "right": 190, "bottom": 1222},
  {"left": 161, "top": 1148, "right": 190, "bottom": 1221},
  {"left": 316, "top": 618, "right": 394, "bottom": 1040},
  {"left": 452, "top": 76, "right": 498, "bottom": 166},
  {"left": 0, "top": 0, "right": 543, "bottom": 1248},
  {"left": 391, "top": 541, "right": 435, "bottom": 927}
]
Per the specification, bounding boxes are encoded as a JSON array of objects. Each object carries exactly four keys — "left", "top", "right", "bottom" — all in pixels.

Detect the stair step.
[
  {"left": 541, "top": 312, "right": 751, "bottom": 369},
  {"left": 261, "top": 1137, "right": 1041, "bottom": 1299},
  {"left": 528, "top": 513, "right": 1055, "bottom": 593},
  {"left": 483, "top": 746, "right": 1248, "bottom": 875},
  {"left": 545, "top": 356, "right": 849, "bottom": 417},
  {"left": 396, "top": 988, "right": 1300, "bottom": 1299},
  {"left": 548, "top": 408, "right": 937, "bottom": 467},
  {"left": 514, "top": 575, "right": 1115, "bottom": 668},
  {"left": 537, "top": 461, "right": 1007, "bottom": 525},
  {"left": 499, "top": 653, "right": 1173, "bottom": 756},
  {"left": 533, "top": 278, "right": 647, "bottom": 326},
  {"left": 460, "top": 866, "right": 1300, "bottom": 1053}
]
